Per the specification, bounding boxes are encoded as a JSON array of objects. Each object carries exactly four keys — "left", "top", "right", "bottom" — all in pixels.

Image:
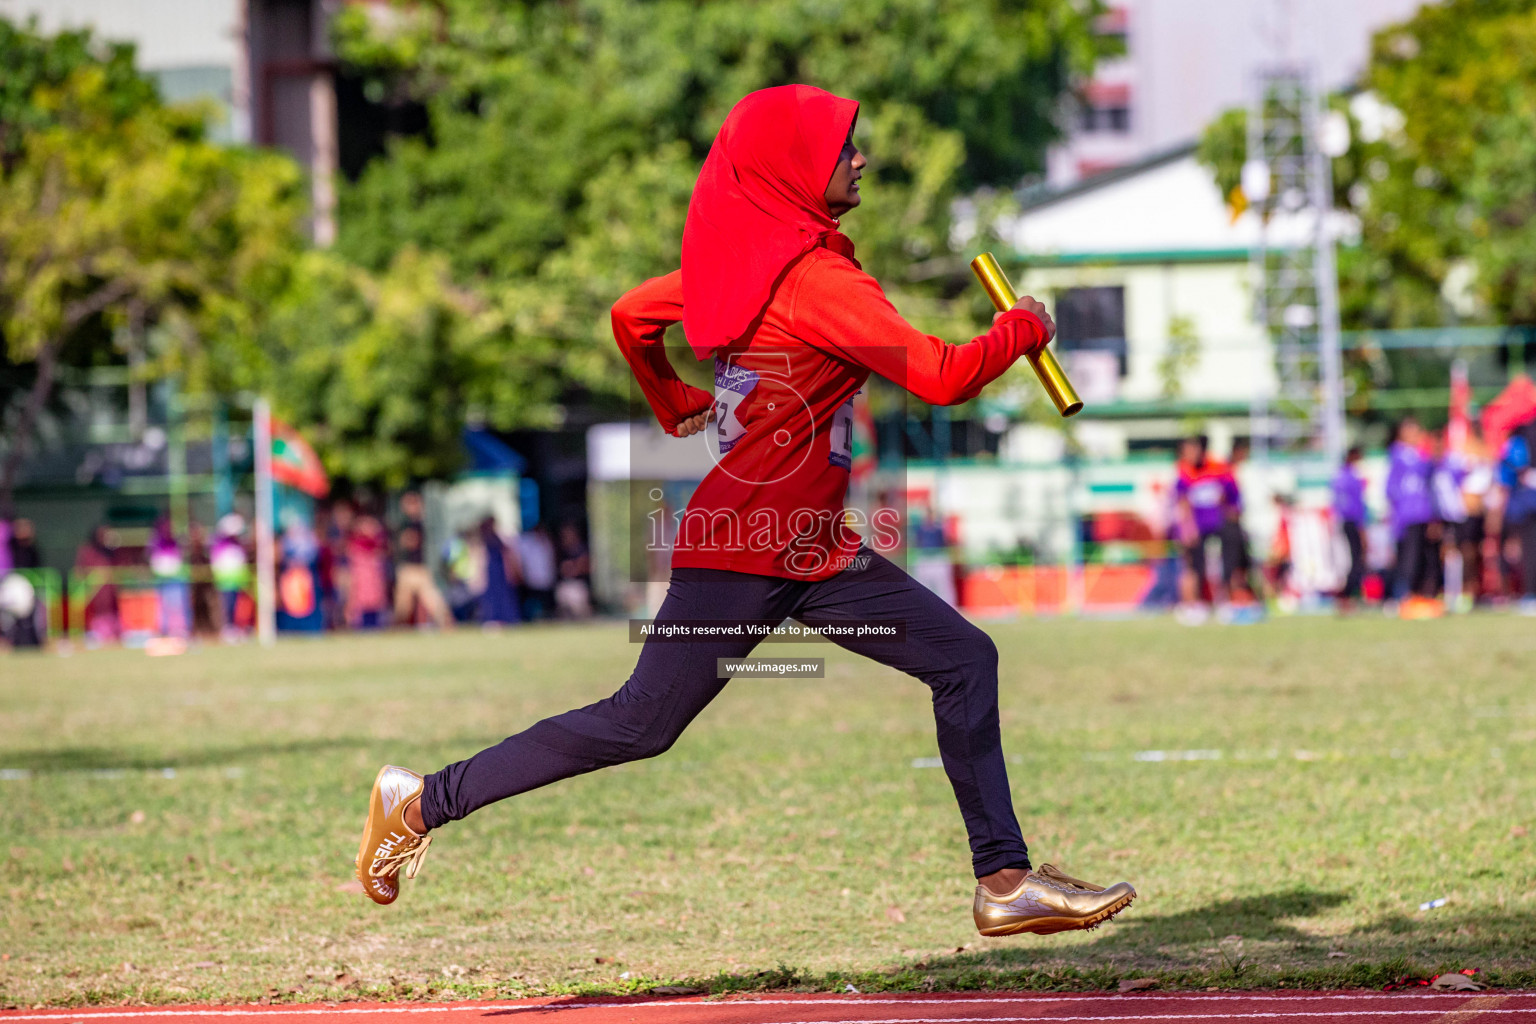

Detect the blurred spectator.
[
  {"left": 75, "top": 525, "right": 120, "bottom": 643},
  {"left": 1138, "top": 480, "right": 1181, "bottom": 609},
  {"left": 1386, "top": 416, "right": 1439, "bottom": 610},
  {"left": 1431, "top": 434, "right": 1470, "bottom": 608},
  {"left": 1494, "top": 416, "right": 1536, "bottom": 613},
  {"left": 324, "top": 502, "right": 356, "bottom": 631},
  {"left": 0, "top": 569, "right": 41, "bottom": 649},
  {"left": 346, "top": 514, "right": 390, "bottom": 629},
  {"left": 0, "top": 513, "right": 42, "bottom": 648},
  {"left": 313, "top": 505, "right": 336, "bottom": 630},
  {"left": 187, "top": 520, "right": 221, "bottom": 637},
  {"left": 1264, "top": 493, "right": 1295, "bottom": 602},
  {"left": 211, "top": 514, "right": 250, "bottom": 641},
  {"left": 910, "top": 504, "right": 957, "bottom": 607},
  {"left": 1173, "top": 435, "right": 1243, "bottom": 621},
  {"left": 394, "top": 492, "right": 451, "bottom": 629},
  {"left": 1332, "top": 445, "right": 1368, "bottom": 610},
  {"left": 444, "top": 528, "right": 487, "bottom": 622},
  {"left": 517, "top": 523, "right": 558, "bottom": 621},
  {"left": 9, "top": 518, "right": 40, "bottom": 570},
  {"left": 0, "top": 518, "right": 11, "bottom": 577},
  {"left": 278, "top": 511, "right": 325, "bottom": 632},
  {"left": 1458, "top": 433, "right": 1497, "bottom": 601},
  {"left": 478, "top": 517, "right": 521, "bottom": 625},
  {"left": 1222, "top": 443, "right": 1258, "bottom": 605},
  {"left": 555, "top": 522, "right": 593, "bottom": 619},
  {"left": 149, "top": 518, "right": 190, "bottom": 639}
]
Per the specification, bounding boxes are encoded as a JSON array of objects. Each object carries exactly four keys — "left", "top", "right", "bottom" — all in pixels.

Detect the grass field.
[{"left": 1, "top": 614, "right": 1533, "bottom": 1007}]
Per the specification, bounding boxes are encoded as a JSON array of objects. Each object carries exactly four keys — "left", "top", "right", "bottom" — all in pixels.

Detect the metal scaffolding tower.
[{"left": 1246, "top": 67, "right": 1346, "bottom": 466}]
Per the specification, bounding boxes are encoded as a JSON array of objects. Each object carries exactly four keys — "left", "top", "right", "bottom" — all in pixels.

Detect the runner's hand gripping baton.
[{"left": 970, "top": 252, "right": 1083, "bottom": 417}]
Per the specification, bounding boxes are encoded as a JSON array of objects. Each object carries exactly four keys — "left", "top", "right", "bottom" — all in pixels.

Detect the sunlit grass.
[{"left": 1, "top": 614, "right": 1532, "bottom": 1005}]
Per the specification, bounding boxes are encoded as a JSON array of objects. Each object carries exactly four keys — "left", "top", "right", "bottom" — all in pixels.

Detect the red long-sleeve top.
[{"left": 612, "top": 246, "right": 1047, "bottom": 580}]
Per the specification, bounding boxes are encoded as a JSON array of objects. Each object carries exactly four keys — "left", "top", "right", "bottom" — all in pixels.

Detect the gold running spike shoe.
[
  {"left": 354, "top": 765, "right": 432, "bottom": 905},
  {"left": 973, "top": 863, "right": 1135, "bottom": 936}
]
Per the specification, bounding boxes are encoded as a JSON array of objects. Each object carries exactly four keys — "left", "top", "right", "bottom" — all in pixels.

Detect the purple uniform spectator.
[
  {"left": 1175, "top": 462, "right": 1241, "bottom": 536},
  {"left": 1385, "top": 440, "right": 1434, "bottom": 535},
  {"left": 1331, "top": 462, "right": 1367, "bottom": 526},
  {"left": 1386, "top": 420, "right": 1436, "bottom": 600}
]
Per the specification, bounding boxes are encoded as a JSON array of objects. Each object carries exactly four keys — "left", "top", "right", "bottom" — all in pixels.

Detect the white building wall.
[
  {"left": 0, "top": 0, "right": 241, "bottom": 69},
  {"left": 1007, "top": 152, "right": 1329, "bottom": 256},
  {"left": 1051, "top": 0, "right": 1433, "bottom": 186},
  {"left": 0, "top": 0, "right": 246, "bottom": 140},
  {"left": 1013, "top": 260, "right": 1276, "bottom": 407},
  {"left": 994, "top": 149, "right": 1351, "bottom": 414}
]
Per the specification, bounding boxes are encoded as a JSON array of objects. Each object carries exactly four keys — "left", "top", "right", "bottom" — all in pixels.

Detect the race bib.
[
  {"left": 828, "top": 394, "right": 857, "bottom": 471},
  {"left": 712, "top": 358, "right": 759, "bottom": 455}
]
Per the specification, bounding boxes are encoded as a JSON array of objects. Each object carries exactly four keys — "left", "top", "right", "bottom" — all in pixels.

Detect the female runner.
[{"left": 356, "top": 85, "right": 1135, "bottom": 937}]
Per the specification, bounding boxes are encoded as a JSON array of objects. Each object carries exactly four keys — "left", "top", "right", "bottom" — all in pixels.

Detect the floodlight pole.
[
  {"left": 1248, "top": 66, "right": 1346, "bottom": 466},
  {"left": 1309, "top": 91, "right": 1346, "bottom": 468},
  {"left": 253, "top": 397, "right": 277, "bottom": 646}
]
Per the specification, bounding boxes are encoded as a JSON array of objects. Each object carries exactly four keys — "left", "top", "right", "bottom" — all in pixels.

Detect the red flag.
[
  {"left": 1480, "top": 375, "right": 1536, "bottom": 453},
  {"left": 270, "top": 419, "right": 329, "bottom": 498}
]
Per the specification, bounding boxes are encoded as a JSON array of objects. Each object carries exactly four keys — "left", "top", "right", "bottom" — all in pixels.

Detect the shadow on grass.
[
  {"left": 1111, "top": 888, "right": 1352, "bottom": 944},
  {"left": 0, "top": 737, "right": 374, "bottom": 772},
  {"left": 0, "top": 733, "right": 512, "bottom": 773},
  {"left": 892, "top": 888, "right": 1353, "bottom": 974},
  {"left": 820, "top": 891, "right": 1536, "bottom": 993}
]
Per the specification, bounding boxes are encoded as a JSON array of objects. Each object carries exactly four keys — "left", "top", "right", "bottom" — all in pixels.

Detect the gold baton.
[{"left": 970, "top": 252, "right": 1083, "bottom": 418}]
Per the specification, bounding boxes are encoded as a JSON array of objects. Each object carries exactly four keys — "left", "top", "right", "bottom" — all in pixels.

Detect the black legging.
[
  {"left": 1341, "top": 521, "right": 1365, "bottom": 600},
  {"left": 419, "top": 549, "right": 1031, "bottom": 878},
  {"left": 1185, "top": 523, "right": 1250, "bottom": 599},
  {"left": 1520, "top": 517, "right": 1536, "bottom": 598},
  {"left": 1395, "top": 522, "right": 1437, "bottom": 598}
]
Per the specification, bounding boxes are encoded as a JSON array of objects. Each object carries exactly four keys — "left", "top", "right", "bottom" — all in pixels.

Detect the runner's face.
[{"left": 824, "top": 132, "right": 866, "bottom": 218}]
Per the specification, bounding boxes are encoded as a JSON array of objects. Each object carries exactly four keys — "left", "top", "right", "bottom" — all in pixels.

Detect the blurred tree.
[
  {"left": 0, "top": 17, "right": 157, "bottom": 171},
  {"left": 1157, "top": 314, "right": 1201, "bottom": 401},
  {"left": 257, "top": 247, "right": 565, "bottom": 488},
  {"left": 1196, "top": 0, "right": 1536, "bottom": 330},
  {"left": 0, "top": 20, "right": 307, "bottom": 512},
  {"left": 331, "top": 0, "right": 1111, "bottom": 414}
]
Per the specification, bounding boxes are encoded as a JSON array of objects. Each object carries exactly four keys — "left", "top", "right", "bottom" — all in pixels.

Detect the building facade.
[
  {"left": 1049, "top": 0, "right": 1431, "bottom": 186},
  {"left": 0, "top": 0, "right": 344, "bottom": 241}
]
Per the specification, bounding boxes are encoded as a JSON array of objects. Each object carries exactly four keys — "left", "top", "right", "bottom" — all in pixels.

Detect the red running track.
[{"left": 3, "top": 991, "right": 1534, "bottom": 1024}]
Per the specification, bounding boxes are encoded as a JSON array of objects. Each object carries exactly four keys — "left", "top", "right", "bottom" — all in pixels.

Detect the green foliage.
[
  {"left": 1157, "top": 313, "right": 1201, "bottom": 401},
  {"left": 258, "top": 248, "right": 564, "bottom": 488},
  {"left": 0, "top": 17, "right": 308, "bottom": 507},
  {"left": 1, "top": 3, "right": 1114, "bottom": 490},
  {"left": 0, "top": 16, "right": 157, "bottom": 169},
  {"left": 1194, "top": 107, "right": 1245, "bottom": 203},
  {"left": 1195, "top": 0, "right": 1536, "bottom": 329},
  {"left": 1457, "top": 10, "right": 1536, "bottom": 322},
  {"left": 331, "top": 0, "right": 1110, "bottom": 411},
  {"left": 0, "top": 72, "right": 304, "bottom": 361}
]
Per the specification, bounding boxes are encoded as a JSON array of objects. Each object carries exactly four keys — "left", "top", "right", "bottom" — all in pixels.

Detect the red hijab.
[{"left": 681, "top": 85, "right": 859, "bottom": 359}]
